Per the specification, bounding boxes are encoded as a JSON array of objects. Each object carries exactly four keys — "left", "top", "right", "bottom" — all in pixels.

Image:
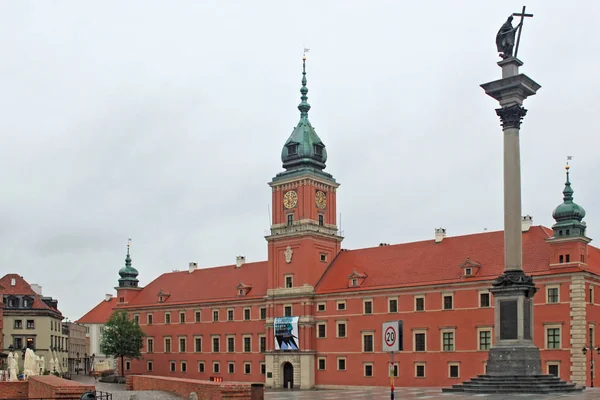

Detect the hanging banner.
[{"left": 274, "top": 316, "right": 300, "bottom": 350}]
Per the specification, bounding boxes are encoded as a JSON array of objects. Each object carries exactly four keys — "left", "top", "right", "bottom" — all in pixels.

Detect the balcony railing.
[{"left": 265, "top": 221, "right": 343, "bottom": 237}]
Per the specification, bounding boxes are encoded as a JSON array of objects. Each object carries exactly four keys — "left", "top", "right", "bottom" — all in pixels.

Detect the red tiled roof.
[
  {"left": 315, "top": 225, "right": 594, "bottom": 293},
  {"left": 124, "top": 261, "right": 268, "bottom": 307},
  {"left": 77, "top": 297, "right": 117, "bottom": 324},
  {"left": 0, "top": 274, "right": 62, "bottom": 315}
]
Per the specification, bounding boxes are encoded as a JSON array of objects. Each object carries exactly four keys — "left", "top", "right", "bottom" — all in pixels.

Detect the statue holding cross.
[{"left": 496, "top": 6, "right": 533, "bottom": 59}]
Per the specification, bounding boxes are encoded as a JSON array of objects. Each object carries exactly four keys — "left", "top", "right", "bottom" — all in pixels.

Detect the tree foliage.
[{"left": 99, "top": 310, "right": 145, "bottom": 375}]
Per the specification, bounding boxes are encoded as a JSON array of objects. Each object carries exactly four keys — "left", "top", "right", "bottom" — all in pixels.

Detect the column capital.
[{"left": 496, "top": 105, "right": 528, "bottom": 129}]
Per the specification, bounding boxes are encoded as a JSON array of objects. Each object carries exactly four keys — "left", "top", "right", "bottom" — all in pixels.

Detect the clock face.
[
  {"left": 316, "top": 190, "right": 327, "bottom": 209},
  {"left": 283, "top": 190, "right": 298, "bottom": 209}
]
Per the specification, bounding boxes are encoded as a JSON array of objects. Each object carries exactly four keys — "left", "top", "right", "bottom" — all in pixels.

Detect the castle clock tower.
[{"left": 264, "top": 55, "right": 343, "bottom": 389}]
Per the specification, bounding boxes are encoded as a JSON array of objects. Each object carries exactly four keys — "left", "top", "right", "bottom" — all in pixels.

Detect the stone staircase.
[{"left": 443, "top": 374, "right": 584, "bottom": 394}]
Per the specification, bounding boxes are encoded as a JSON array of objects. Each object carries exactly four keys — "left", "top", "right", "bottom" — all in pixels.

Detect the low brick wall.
[
  {"left": 0, "top": 381, "right": 28, "bottom": 399},
  {"left": 127, "top": 375, "right": 264, "bottom": 400},
  {"left": 28, "top": 375, "right": 96, "bottom": 399}
]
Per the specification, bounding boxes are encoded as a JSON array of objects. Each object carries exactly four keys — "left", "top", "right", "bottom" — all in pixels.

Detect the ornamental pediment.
[
  {"left": 348, "top": 269, "right": 367, "bottom": 287},
  {"left": 459, "top": 257, "right": 482, "bottom": 277}
]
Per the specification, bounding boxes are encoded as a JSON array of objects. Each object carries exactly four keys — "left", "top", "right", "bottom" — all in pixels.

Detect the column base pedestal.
[{"left": 486, "top": 345, "right": 541, "bottom": 376}]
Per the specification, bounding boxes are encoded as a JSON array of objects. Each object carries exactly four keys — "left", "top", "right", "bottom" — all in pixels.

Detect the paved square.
[{"left": 265, "top": 387, "right": 600, "bottom": 400}]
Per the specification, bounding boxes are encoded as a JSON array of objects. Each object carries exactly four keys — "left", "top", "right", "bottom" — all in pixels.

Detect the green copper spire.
[
  {"left": 118, "top": 238, "right": 139, "bottom": 288},
  {"left": 279, "top": 55, "right": 328, "bottom": 173},
  {"left": 552, "top": 162, "right": 587, "bottom": 238}
]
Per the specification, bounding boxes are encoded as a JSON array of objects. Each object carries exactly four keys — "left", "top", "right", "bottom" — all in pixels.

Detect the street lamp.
[{"left": 582, "top": 346, "right": 600, "bottom": 387}]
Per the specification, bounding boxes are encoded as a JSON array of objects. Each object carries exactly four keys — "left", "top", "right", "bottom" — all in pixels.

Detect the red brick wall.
[
  {"left": 0, "top": 382, "right": 28, "bottom": 399},
  {"left": 128, "top": 375, "right": 263, "bottom": 400},
  {"left": 28, "top": 375, "right": 95, "bottom": 399}
]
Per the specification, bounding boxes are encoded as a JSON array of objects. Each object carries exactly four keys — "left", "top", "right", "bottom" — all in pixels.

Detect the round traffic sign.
[{"left": 384, "top": 326, "right": 396, "bottom": 347}]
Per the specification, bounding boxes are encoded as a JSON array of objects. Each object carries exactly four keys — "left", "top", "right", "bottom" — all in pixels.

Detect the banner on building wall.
[{"left": 274, "top": 316, "right": 299, "bottom": 350}]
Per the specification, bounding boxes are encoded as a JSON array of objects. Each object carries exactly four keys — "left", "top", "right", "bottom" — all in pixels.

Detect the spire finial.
[
  {"left": 563, "top": 156, "right": 573, "bottom": 202},
  {"left": 298, "top": 47, "right": 311, "bottom": 117},
  {"left": 127, "top": 238, "right": 131, "bottom": 256}
]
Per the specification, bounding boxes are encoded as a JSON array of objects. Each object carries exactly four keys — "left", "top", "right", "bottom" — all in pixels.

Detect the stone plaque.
[
  {"left": 523, "top": 298, "right": 531, "bottom": 340},
  {"left": 500, "top": 300, "right": 518, "bottom": 340}
]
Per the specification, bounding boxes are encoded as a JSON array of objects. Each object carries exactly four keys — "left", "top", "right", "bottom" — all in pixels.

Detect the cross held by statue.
[{"left": 512, "top": 6, "right": 533, "bottom": 58}]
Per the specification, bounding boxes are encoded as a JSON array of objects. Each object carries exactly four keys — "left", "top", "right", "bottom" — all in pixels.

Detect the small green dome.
[
  {"left": 118, "top": 243, "right": 139, "bottom": 288},
  {"left": 552, "top": 168, "right": 586, "bottom": 222},
  {"left": 281, "top": 57, "right": 327, "bottom": 171}
]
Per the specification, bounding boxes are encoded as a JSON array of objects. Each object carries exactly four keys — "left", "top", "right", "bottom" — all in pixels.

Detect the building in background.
[
  {"left": 77, "top": 294, "right": 117, "bottom": 372},
  {"left": 0, "top": 274, "right": 68, "bottom": 373},
  {"left": 64, "top": 321, "right": 87, "bottom": 375},
  {"left": 79, "top": 59, "right": 600, "bottom": 389},
  {"left": 0, "top": 284, "right": 5, "bottom": 368}
]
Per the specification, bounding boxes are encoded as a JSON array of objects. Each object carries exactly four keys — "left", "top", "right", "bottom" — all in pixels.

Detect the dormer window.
[
  {"left": 352, "top": 278, "right": 358, "bottom": 286},
  {"left": 288, "top": 144, "right": 298, "bottom": 155},
  {"left": 459, "top": 257, "right": 481, "bottom": 277},
  {"left": 348, "top": 270, "right": 367, "bottom": 288},
  {"left": 314, "top": 144, "right": 323, "bottom": 156},
  {"left": 23, "top": 297, "right": 33, "bottom": 308},
  {"left": 465, "top": 268, "right": 472, "bottom": 276}
]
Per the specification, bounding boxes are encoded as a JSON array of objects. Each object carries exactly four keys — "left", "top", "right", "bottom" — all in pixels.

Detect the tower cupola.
[
  {"left": 118, "top": 239, "right": 139, "bottom": 288},
  {"left": 552, "top": 163, "right": 587, "bottom": 238},
  {"left": 280, "top": 55, "right": 328, "bottom": 172}
]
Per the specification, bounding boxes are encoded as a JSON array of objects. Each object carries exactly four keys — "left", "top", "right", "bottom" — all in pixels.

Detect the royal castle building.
[{"left": 79, "top": 57, "right": 600, "bottom": 389}]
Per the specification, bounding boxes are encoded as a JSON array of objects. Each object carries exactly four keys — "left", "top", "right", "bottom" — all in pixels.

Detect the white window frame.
[
  {"left": 316, "top": 322, "right": 327, "bottom": 338},
  {"left": 243, "top": 335, "right": 252, "bottom": 353},
  {"left": 243, "top": 307, "right": 251, "bottom": 321},
  {"left": 336, "top": 300, "right": 346, "bottom": 311},
  {"left": 284, "top": 274, "right": 294, "bottom": 288},
  {"left": 244, "top": 362, "right": 251, "bottom": 375},
  {"left": 546, "top": 285, "right": 560, "bottom": 304},
  {"left": 317, "top": 302, "right": 326, "bottom": 312},
  {"left": 227, "top": 308, "right": 234, "bottom": 321},
  {"left": 181, "top": 361, "right": 187, "bottom": 372},
  {"left": 413, "top": 329, "right": 427, "bottom": 352},
  {"left": 545, "top": 324, "right": 562, "bottom": 349},
  {"left": 228, "top": 362, "right": 235, "bottom": 374},
  {"left": 226, "top": 335, "right": 235, "bottom": 353},
  {"left": 362, "top": 331, "right": 375, "bottom": 353},
  {"left": 546, "top": 361, "right": 560, "bottom": 377},
  {"left": 213, "top": 361, "right": 220, "bottom": 374},
  {"left": 164, "top": 337, "right": 172, "bottom": 353},
  {"left": 477, "top": 327, "right": 493, "bottom": 351},
  {"left": 212, "top": 335, "right": 220, "bottom": 353},
  {"left": 195, "top": 310, "right": 201, "bottom": 323},
  {"left": 414, "top": 295, "right": 425, "bottom": 311},
  {"left": 363, "top": 298, "right": 373, "bottom": 314},
  {"left": 337, "top": 357, "right": 346, "bottom": 371},
  {"left": 198, "top": 361, "right": 205, "bottom": 373},
  {"left": 479, "top": 290, "right": 491, "bottom": 308},
  {"left": 212, "top": 309, "right": 219, "bottom": 322},
  {"left": 388, "top": 297, "right": 398, "bottom": 313},
  {"left": 259, "top": 334, "right": 266, "bottom": 353},
  {"left": 448, "top": 362, "right": 460, "bottom": 378},
  {"left": 336, "top": 321, "right": 347, "bottom": 338},
  {"left": 194, "top": 335, "right": 202, "bottom": 353},
  {"left": 442, "top": 292, "right": 454, "bottom": 310},
  {"left": 284, "top": 304, "right": 293, "bottom": 317},
  {"left": 260, "top": 362, "right": 266, "bottom": 375},
  {"left": 164, "top": 312, "right": 171, "bottom": 324},
  {"left": 317, "top": 357, "right": 326, "bottom": 370},
  {"left": 363, "top": 362, "right": 374, "bottom": 377},
  {"left": 441, "top": 328, "right": 455, "bottom": 352},
  {"left": 415, "top": 362, "right": 426, "bottom": 378}
]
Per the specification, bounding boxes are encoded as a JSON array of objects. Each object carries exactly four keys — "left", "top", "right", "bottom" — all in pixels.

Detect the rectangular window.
[
  {"left": 337, "top": 301, "right": 346, "bottom": 311},
  {"left": 147, "top": 361, "right": 153, "bottom": 371},
  {"left": 165, "top": 313, "right": 171, "bottom": 324},
  {"left": 449, "top": 364, "right": 459, "bottom": 378},
  {"left": 363, "top": 333, "right": 374, "bottom": 352},
  {"left": 391, "top": 363, "right": 399, "bottom": 377},
  {"left": 244, "top": 362, "right": 251, "bottom": 374},
  {"left": 170, "top": 361, "right": 176, "bottom": 372},
  {"left": 14, "top": 320, "right": 22, "bottom": 329},
  {"left": 179, "top": 337, "right": 186, "bottom": 353},
  {"left": 260, "top": 307, "right": 266, "bottom": 320},
  {"left": 147, "top": 338, "right": 154, "bottom": 353},
  {"left": 285, "top": 275, "right": 293, "bottom": 288},
  {"left": 443, "top": 294, "right": 453, "bottom": 310},
  {"left": 415, "top": 364, "right": 426, "bottom": 378},
  {"left": 547, "top": 327, "right": 561, "bottom": 349},
  {"left": 415, "top": 296, "right": 425, "bottom": 311},
  {"left": 260, "top": 362, "right": 266, "bottom": 375},
  {"left": 180, "top": 312, "right": 186, "bottom": 323},
  {"left": 195, "top": 311, "right": 201, "bottom": 322},
  {"left": 165, "top": 338, "right": 172, "bottom": 353},
  {"left": 284, "top": 305, "right": 292, "bottom": 317},
  {"left": 318, "top": 358, "right": 326, "bottom": 370},
  {"left": 415, "top": 332, "right": 426, "bottom": 352},
  {"left": 134, "top": 315, "right": 141, "bottom": 324},
  {"left": 195, "top": 337, "right": 202, "bottom": 353},
  {"left": 479, "top": 330, "right": 492, "bottom": 351},
  {"left": 317, "top": 323, "right": 326, "bottom": 338},
  {"left": 213, "top": 310, "right": 219, "bottom": 322},
  {"left": 480, "top": 292, "right": 490, "bottom": 308},
  {"left": 548, "top": 363, "right": 559, "bottom": 377},
  {"left": 389, "top": 298, "right": 398, "bottom": 313},
  {"left": 443, "top": 331, "right": 454, "bottom": 351},
  {"left": 317, "top": 303, "right": 326, "bottom": 312},
  {"left": 125, "top": 361, "right": 131, "bottom": 370},
  {"left": 181, "top": 361, "right": 187, "bottom": 372},
  {"left": 213, "top": 337, "right": 220, "bottom": 352},
  {"left": 228, "top": 362, "right": 235, "bottom": 374},
  {"left": 337, "top": 358, "right": 346, "bottom": 371},
  {"left": 590, "top": 287, "right": 594, "bottom": 304},
  {"left": 244, "top": 336, "right": 251, "bottom": 352},
  {"left": 227, "top": 336, "right": 235, "bottom": 353},
  {"left": 590, "top": 326, "right": 595, "bottom": 348},
  {"left": 566, "top": 254, "right": 571, "bottom": 262},
  {"left": 364, "top": 300, "right": 373, "bottom": 314},
  {"left": 337, "top": 322, "right": 347, "bottom": 338},
  {"left": 147, "top": 314, "right": 153, "bottom": 325},
  {"left": 287, "top": 214, "right": 294, "bottom": 226},
  {"left": 320, "top": 253, "right": 327, "bottom": 262},
  {"left": 213, "top": 362, "right": 220, "bottom": 374},
  {"left": 26, "top": 320, "right": 35, "bottom": 329},
  {"left": 547, "top": 287, "right": 559, "bottom": 303},
  {"left": 244, "top": 308, "right": 251, "bottom": 320},
  {"left": 364, "top": 363, "right": 373, "bottom": 377},
  {"left": 260, "top": 335, "right": 266, "bottom": 353},
  {"left": 227, "top": 309, "right": 234, "bottom": 321},
  {"left": 198, "top": 361, "right": 205, "bottom": 373},
  {"left": 318, "top": 214, "right": 324, "bottom": 226}
]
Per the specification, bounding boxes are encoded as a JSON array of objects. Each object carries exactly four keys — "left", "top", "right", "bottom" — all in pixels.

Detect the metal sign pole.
[{"left": 391, "top": 351, "right": 395, "bottom": 400}]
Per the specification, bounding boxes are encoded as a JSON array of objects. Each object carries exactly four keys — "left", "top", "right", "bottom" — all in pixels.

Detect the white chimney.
[
  {"left": 31, "top": 284, "right": 43, "bottom": 295},
  {"left": 236, "top": 256, "right": 246, "bottom": 268},
  {"left": 435, "top": 228, "right": 446, "bottom": 243},
  {"left": 189, "top": 262, "right": 198, "bottom": 274},
  {"left": 522, "top": 215, "right": 533, "bottom": 232},
  {"left": 105, "top": 294, "right": 113, "bottom": 302}
]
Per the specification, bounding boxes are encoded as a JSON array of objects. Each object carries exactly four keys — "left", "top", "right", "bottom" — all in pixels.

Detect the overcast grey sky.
[{"left": 0, "top": 0, "right": 598, "bottom": 321}]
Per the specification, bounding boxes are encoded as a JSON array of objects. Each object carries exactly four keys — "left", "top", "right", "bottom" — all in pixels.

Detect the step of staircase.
[{"left": 442, "top": 374, "right": 584, "bottom": 394}]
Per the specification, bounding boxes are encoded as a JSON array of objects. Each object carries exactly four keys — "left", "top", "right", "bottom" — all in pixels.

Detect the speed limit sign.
[{"left": 382, "top": 321, "right": 403, "bottom": 352}]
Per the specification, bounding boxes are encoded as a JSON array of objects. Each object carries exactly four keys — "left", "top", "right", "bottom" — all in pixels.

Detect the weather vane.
[
  {"left": 303, "top": 45, "right": 310, "bottom": 59},
  {"left": 566, "top": 155, "right": 573, "bottom": 169},
  {"left": 127, "top": 238, "right": 132, "bottom": 248},
  {"left": 496, "top": 6, "right": 533, "bottom": 59}
]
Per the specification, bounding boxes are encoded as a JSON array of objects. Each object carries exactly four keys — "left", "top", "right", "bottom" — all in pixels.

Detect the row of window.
[
  {"left": 135, "top": 307, "right": 268, "bottom": 325},
  {"left": 146, "top": 335, "right": 267, "bottom": 354},
  {"left": 137, "top": 360, "right": 267, "bottom": 375},
  {"left": 13, "top": 319, "right": 35, "bottom": 329}
]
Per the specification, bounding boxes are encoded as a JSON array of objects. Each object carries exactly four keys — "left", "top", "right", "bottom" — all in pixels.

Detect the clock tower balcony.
[{"left": 265, "top": 219, "right": 344, "bottom": 241}]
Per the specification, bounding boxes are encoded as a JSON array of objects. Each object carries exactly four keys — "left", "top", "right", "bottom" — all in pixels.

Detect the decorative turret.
[
  {"left": 280, "top": 54, "right": 328, "bottom": 173},
  {"left": 118, "top": 239, "right": 139, "bottom": 288},
  {"left": 552, "top": 162, "right": 587, "bottom": 238}
]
